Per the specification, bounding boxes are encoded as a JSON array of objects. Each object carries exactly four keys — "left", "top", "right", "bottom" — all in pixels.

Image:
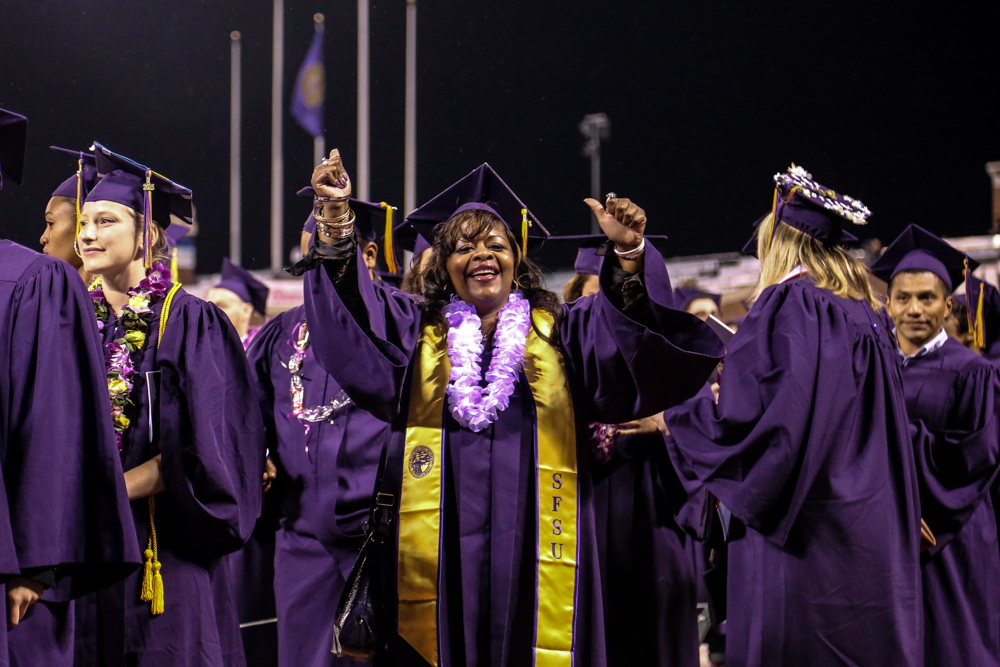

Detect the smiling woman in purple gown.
[
  {"left": 664, "top": 165, "right": 924, "bottom": 667},
  {"left": 289, "top": 149, "right": 724, "bottom": 666},
  {"left": 72, "top": 143, "right": 265, "bottom": 667}
]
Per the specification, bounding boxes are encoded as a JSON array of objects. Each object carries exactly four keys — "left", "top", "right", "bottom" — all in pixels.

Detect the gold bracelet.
[
  {"left": 316, "top": 211, "right": 356, "bottom": 238},
  {"left": 314, "top": 203, "right": 352, "bottom": 225}
]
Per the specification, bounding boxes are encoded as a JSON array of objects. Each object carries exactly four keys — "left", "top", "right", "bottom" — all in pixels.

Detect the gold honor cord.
[
  {"left": 396, "top": 311, "right": 579, "bottom": 666},
  {"left": 139, "top": 281, "right": 182, "bottom": 616}
]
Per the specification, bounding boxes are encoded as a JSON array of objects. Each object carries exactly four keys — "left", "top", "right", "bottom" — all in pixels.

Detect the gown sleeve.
[
  {"left": 295, "top": 237, "right": 424, "bottom": 422},
  {"left": 156, "top": 296, "right": 266, "bottom": 559},
  {"left": 560, "top": 241, "right": 726, "bottom": 423},
  {"left": 245, "top": 312, "right": 285, "bottom": 462},
  {"left": 663, "top": 280, "right": 858, "bottom": 548},
  {"left": 910, "top": 360, "right": 1000, "bottom": 554},
  {"left": 4, "top": 257, "right": 139, "bottom": 598}
]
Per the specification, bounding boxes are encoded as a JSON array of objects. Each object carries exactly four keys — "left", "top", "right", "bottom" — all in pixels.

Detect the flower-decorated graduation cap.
[
  {"left": 399, "top": 163, "right": 550, "bottom": 262},
  {"left": 870, "top": 224, "right": 978, "bottom": 294},
  {"left": 214, "top": 258, "right": 269, "bottom": 316},
  {"left": 743, "top": 164, "right": 871, "bottom": 257},
  {"left": 0, "top": 108, "right": 28, "bottom": 189},
  {"left": 50, "top": 146, "right": 100, "bottom": 200},
  {"left": 86, "top": 142, "right": 193, "bottom": 268},
  {"left": 546, "top": 234, "right": 668, "bottom": 276}
]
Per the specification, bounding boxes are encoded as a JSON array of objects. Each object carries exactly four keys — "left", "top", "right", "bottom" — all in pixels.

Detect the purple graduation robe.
[
  {"left": 903, "top": 336, "right": 1000, "bottom": 665},
  {"left": 591, "top": 429, "right": 701, "bottom": 667},
  {"left": 75, "top": 287, "right": 265, "bottom": 667},
  {"left": 665, "top": 277, "right": 924, "bottom": 667},
  {"left": 0, "top": 240, "right": 140, "bottom": 667},
  {"left": 245, "top": 304, "right": 388, "bottom": 667},
  {"left": 295, "top": 238, "right": 724, "bottom": 667}
]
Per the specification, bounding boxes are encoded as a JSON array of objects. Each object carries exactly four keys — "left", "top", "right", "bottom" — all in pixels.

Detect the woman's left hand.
[
  {"left": 617, "top": 416, "right": 660, "bottom": 436},
  {"left": 584, "top": 197, "right": 646, "bottom": 251}
]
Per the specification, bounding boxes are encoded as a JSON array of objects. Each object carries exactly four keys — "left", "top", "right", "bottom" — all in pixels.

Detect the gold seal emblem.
[{"left": 408, "top": 445, "right": 434, "bottom": 479}]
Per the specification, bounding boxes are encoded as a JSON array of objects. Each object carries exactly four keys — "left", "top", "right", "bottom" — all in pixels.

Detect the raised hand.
[
  {"left": 584, "top": 195, "right": 646, "bottom": 251},
  {"left": 311, "top": 149, "right": 352, "bottom": 203}
]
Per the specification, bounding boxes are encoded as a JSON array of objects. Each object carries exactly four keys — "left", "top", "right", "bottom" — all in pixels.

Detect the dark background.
[{"left": 1, "top": 0, "right": 998, "bottom": 273}]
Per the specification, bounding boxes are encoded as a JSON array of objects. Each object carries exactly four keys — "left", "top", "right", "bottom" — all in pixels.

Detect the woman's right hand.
[{"left": 311, "top": 149, "right": 352, "bottom": 219}]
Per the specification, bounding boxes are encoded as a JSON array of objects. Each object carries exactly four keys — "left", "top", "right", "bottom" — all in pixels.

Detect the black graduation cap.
[
  {"left": 0, "top": 108, "right": 28, "bottom": 189},
  {"left": 870, "top": 224, "right": 977, "bottom": 293}
]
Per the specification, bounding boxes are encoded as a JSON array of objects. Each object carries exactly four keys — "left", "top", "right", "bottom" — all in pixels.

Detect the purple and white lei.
[{"left": 443, "top": 291, "right": 531, "bottom": 432}]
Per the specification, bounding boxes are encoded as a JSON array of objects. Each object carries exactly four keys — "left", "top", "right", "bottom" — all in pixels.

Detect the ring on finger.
[{"left": 605, "top": 192, "right": 617, "bottom": 204}]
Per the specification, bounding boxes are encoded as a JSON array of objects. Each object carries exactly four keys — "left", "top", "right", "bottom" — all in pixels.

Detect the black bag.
[{"left": 331, "top": 444, "right": 401, "bottom": 660}]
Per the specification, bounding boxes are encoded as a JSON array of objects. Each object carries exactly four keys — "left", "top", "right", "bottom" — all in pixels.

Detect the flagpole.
[
  {"left": 357, "top": 0, "right": 370, "bottom": 201},
  {"left": 271, "top": 0, "right": 285, "bottom": 275},
  {"left": 404, "top": 0, "right": 417, "bottom": 215},
  {"left": 313, "top": 13, "right": 326, "bottom": 166},
  {"left": 230, "top": 30, "right": 242, "bottom": 265}
]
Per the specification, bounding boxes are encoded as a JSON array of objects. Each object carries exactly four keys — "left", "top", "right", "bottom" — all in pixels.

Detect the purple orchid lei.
[
  {"left": 89, "top": 263, "right": 170, "bottom": 454},
  {"left": 443, "top": 291, "right": 531, "bottom": 432}
]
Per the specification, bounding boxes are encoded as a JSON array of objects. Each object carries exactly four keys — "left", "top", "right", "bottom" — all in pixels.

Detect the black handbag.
[{"left": 331, "top": 444, "right": 401, "bottom": 660}]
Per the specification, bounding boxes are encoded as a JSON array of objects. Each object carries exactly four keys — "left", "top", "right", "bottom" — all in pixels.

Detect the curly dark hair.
[{"left": 419, "top": 208, "right": 562, "bottom": 343}]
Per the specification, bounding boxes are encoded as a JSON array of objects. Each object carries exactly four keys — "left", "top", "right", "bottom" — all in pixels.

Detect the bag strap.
[{"left": 369, "top": 424, "right": 405, "bottom": 540}]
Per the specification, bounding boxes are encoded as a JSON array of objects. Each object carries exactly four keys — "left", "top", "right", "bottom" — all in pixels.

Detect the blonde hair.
[
  {"left": 756, "top": 213, "right": 880, "bottom": 310},
  {"left": 130, "top": 211, "right": 170, "bottom": 266}
]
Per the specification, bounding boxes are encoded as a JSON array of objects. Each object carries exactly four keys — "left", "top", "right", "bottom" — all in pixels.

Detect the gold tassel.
[
  {"left": 140, "top": 548, "right": 154, "bottom": 601},
  {"left": 381, "top": 203, "right": 398, "bottom": 274},
  {"left": 521, "top": 208, "right": 529, "bottom": 256},
  {"left": 151, "top": 561, "right": 164, "bottom": 615},
  {"left": 170, "top": 247, "right": 179, "bottom": 283}
]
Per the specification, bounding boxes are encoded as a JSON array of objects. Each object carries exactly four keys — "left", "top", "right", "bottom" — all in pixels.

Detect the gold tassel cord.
[
  {"left": 170, "top": 247, "right": 179, "bottom": 283},
  {"left": 382, "top": 203, "right": 398, "bottom": 274},
  {"left": 521, "top": 208, "right": 529, "bottom": 256},
  {"left": 139, "top": 282, "right": 182, "bottom": 616}
]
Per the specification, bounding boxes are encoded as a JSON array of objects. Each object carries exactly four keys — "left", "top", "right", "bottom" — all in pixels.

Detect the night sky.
[{"left": 1, "top": 1, "right": 998, "bottom": 273}]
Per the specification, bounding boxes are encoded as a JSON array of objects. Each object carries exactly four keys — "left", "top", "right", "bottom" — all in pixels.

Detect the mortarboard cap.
[
  {"left": 0, "top": 108, "right": 28, "bottom": 189},
  {"left": 743, "top": 165, "right": 870, "bottom": 257},
  {"left": 870, "top": 224, "right": 977, "bottom": 293},
  {"left": 402, "top": 163, "right": 549, "bottom": 259},
  {"left": 215, "top": 258, "right": 269, "bottom": 316},
  {"left": 391, "top": 218, "right": 435, "bottom": 266},
  {"left": 673, "top": 287, "right": 722, "bottom": 312},
  {"left": 50, "top": 146, "right": 100, "bottom": 201}
]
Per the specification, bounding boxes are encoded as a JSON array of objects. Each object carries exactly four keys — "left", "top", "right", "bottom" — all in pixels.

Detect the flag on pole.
[{"left": 291, "top": 21, "right": 325, "bottom": 138}]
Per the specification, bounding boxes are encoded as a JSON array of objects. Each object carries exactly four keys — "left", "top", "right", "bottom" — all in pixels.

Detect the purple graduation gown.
[
  {"left": 246, "top": 304, "right": 387, "bottom": 667},
  {"left": 298, "top": 239, "right": 724, "bottom": 667},
  {"left": 76, "top": 288, "right": 265, "bottom": 667},
  {"left": 903, "top": 336, "right": 1000, "bottom": 665},
  {"left": 665, "top": 277, "right": 924, "bottom": 667},
  {"left": 0, "top": 240, "right": 140, "bottom": 667},
  {"left": 591, "top": 430, "right": 701, "bottom": 667}
]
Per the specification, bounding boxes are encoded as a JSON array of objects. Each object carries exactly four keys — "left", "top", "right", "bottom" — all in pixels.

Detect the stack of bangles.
[
  {"left": 314, "top": 197, "right": 355, "bottom": 238},
  {"left": 613, "top": 237, "right": 645, "bottom": 260}
]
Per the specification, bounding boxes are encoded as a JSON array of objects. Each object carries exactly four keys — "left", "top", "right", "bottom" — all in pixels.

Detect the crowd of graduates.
[{"left": 3, "top": 105, "right": 1000, "bottom": 667}]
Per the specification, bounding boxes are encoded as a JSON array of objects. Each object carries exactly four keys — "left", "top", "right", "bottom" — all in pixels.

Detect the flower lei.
[
  {"left": 285, "top": 320, "right": 352, "bottom": 457},
  {"left": 443, "top": 291, "right": 531, "bottom": 432},
  {"left": 89, "top": 263, "right": 170, "bottom": 455}
]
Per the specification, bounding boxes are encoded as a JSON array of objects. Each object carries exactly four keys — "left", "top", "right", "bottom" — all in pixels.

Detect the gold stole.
[{"left": 397, "top": 311, "right": 579, "bottom": 667}]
